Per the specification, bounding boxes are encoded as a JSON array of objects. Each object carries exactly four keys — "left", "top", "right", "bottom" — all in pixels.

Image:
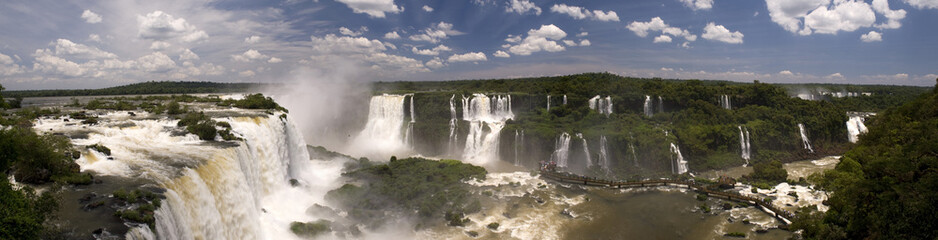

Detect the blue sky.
[{"left": 1, "top": 0, "right": 937, "bottom": 90}]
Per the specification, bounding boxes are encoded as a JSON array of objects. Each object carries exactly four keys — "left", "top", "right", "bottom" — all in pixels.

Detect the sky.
[{"left": 1, "top": 0, "right": 937, "bottom": 90}]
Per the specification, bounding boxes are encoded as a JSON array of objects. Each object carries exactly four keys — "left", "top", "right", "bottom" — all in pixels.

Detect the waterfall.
[
  {"left": 563, "top": 95, "right": 567, "bottom": 105},
  {"left": 461, "top": 94, "right": 513, "bottom": 165},
  {"left": 514, "top": 130, "right": 520, "bottom": 166},
  {"left": 550, "top": 132, "right": 572, "bottom": 168},
  {"left": 629, "top": 134, "right": 638, "bottom": 166},
  {"left": 643, "top": 95, "right": 653, "bottom": 117},
  {"left": 669, "top": 143, "right": 688, "bottom": 174},
  {"left": 547, "top": 95, "right": 551, "bottom": 112},
  {"left": 588, "top": 95, "right": 613, "bottom": 116},
  {"left": 798, "top": 123, "right": 814, "bottom": 152},
  {"left": 846, "top": 116, "right": 868, "bottom": 143},
  {"left": 598, "top": 136, "right": 610, "bottom": 173},
  {"left": 720, "top": 95, "right": 732, "bottom": 109},
  {"left": 351, "top": 94, "right": 409, "bottom": 158},
  {"left": 448, "top": 94, "right": 458, "bottom": 154},
  {"left": 404, "top": 94, "right": 415, "bottom": 149},
  {"left": 576, "top": 133, "right": 592, "bottom": 167},
  {"left": 657, "top": 96, "right": 664, "bottom": 113},
  {"left": 738, "top": 126, "right": 751, "bottom": 165}
]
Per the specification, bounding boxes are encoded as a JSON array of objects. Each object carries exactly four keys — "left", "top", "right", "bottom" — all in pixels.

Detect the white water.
[
  {"left": 448, "top": 94, "right": 458, "bottom": 155},
  {"left": 576, "top": 133, "right": 592, "bottom": 167},
  {"left": 563, "top": 95, "right": 567, "bottom": 105},
  {"left": 643, "top": 95, "right": 653, "bottom": 117},
  {"left": 657, "top": 96, "right": 664, "bottom": 113},
  {"left": 514, "top": 130, "right": 520, "bottom": 166},
  {"left": 550, "top": 132, "right": 573, "bottom": 168},
  {"left": 588, "top": 95, "right": 613, "bottom": 116},
  {"left": 738, "top": 126, "right": 751, "bottom": 165},
  {"left": 798, "top": 123, "right": 814, "bottom": 152},
  {"left": 546, "top": 95, "right": 551, "bottom": 112},
  {"left": 461, "top": 94, "right": 513, "bottom": 165},
  {"left": 670, "top": 143, "right": 688, "bottom": 174},
  {"left": 351, "top": 94, "right": 410, "bottom": 159},
  {"left": 404, "top": 94, "right": 415, "bottom": 147},
  {"left": 846, "top": 116, "right": 868, "bottom": 143},
  {"left": 598, "top": 136, "right": 610, "bottom": 173},
  {"left": 720, "top": 95, "right": 731, "bottom": 110}
]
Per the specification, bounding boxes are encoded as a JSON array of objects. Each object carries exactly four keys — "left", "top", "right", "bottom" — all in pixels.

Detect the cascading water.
[
  {"left": 546, "top": 95, "right": 551, "bottom": 112},
  {"left": 629, "top": 134, "right": 639, "bottom": 166},
  {"left": 351, "top": 94, "right": 409, "bottom": 158},
  {"left": 643, "top": 95, "right": 653, "bottom": 117},
  {"left": 720, "top": 95, "right": 732, "bottom": 109},
  {"left": 404, "top": 94, "right": 416, "bottom": 148},
  {"left": 598, "top": 136, "right": 610, "bottom": 173},
  {"left": 588, "top": 95, "right": 613, "bottom": 116},
  {"left": 461, "top": 94, "right": 514, "bottom": 165},
  {"left": 657, "top": 96, "right": 664, "bottom": 113},
  {"left": 550, "top": 132, "right": 572, "bottom": 168},
  {"left": 798, "top": 123, "right": 814, "bottom": 152},
  {"left": 846, "top": 116, "right": 868, "bottom": 143},
  {"left": 448, "top": 94, "right": 458, "bottom": 154},
  {"left": 563, "top": 95, "right": 567, "bottom": 105},
  {"left": 576, "top": 133, "right": 592, "bottom": 167},
  {"left": 669, "top": 143, "right": 688, "bottom": 174},
  {"left": 738, "top": 126, "right": 751, "bottom": 165},
  {"left": 514, "top": 130, "right": 520, "bottom": 166}
]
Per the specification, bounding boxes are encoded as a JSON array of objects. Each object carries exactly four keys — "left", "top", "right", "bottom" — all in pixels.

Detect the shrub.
[{"left": 290, "top": 220, "right": 331, "bottom": 237}]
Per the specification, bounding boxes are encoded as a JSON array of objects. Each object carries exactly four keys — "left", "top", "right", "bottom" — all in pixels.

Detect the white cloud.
[
  {"left": 681, "top": 42, "right": 691, "bottom": 49},
  {"left": 872, "top": 0, "right": 906, "bottom": 29},
  {"left": 765, "top": 0, "right": 829, "bottom": 34},
  {"left": 52, "top": 39, "right": 117, "bottom": 59},
  {"left": 311, "top": 34, "right": 390, "bottom": 54},
  {"left": 579, "top": 39, "right": 591, "bottom": 46},
  {"left": 384, "top": 31, "right": 401, "bottom": 40},
  {"left": 505, "top": 35, "right": 522, "bottom": 43},
  {"left": 448, "top": 52, "right": 487, "bottom": 62},
  {"left": 0, "top": 52, "right": 25, "bottom": 76},
  {"left": 339, "top": 27, "right": 367, "bottom": 36},
  {"left": 423, "top": 5, "right": 434, "bottom": 12},
  {"left": 653, "top": 35, "right": 673, "bottom": 43},
  {"left": 268, "top": 57, "right": 282, "bottom": 63},
  {"left": 507, "top": 24, "right": 568, "bottom": 56},
  {"left": 563, "top": 40, "right": 578, "bottom": 46},
  {"left": 81, "top": 10, "right": 102, "bottom": 24},
  {"left": 679, "top": 0, "right": 713, "bottom": 10},
  {"left": 136, "top": 52, "right": 176, "bottom": 73},
  {"left": 309, "top": 34, "right": 428, "bottom": 73},
  {"left": 89, "top": 34, "right": 102, "bottom": 43},
  {"left": 803, "top": 1, "right": 876, "bottom": 35},
  {"left": 409, "top": 22, "right": 463, "bottom": 43},
  {"left": 411, "top": 45, "right": 452, "bottom": 56},
  {"left": 549, "top": 4, "right": 620, "bottom": 22},
  {"left": 362, "top": 53, "right": 429, "bottom": 72},
  {"left": 861, "top": 31, "right": 883, "bottom": 42},
  {"left": 244, "top": 35, "right": 261, "bottom": 44},
  {"left": 231, "top": 49, "right": 272, "bottom": 62},
  {"left": 702, "top": 22, "right": 744, "bottom": 44},
  {"left": 425, "top": 57, "right": 445, "bottom": 69},
  {"left": 577, "top": 32, "right": 589, "bottom": 37},
  {"left": 826, "top": 72, "right": 845, "bottom": 79},
  {"left": 179, "top": 49, "right": 199, "bottom": 61},
  {"left": 150, "top": 41, "right": 171, "bottom": 50},
  {"left": 627, "top": 17, "right": 697, "bottom": 42},
  {"left": 335, "top": 0, "right": 403, "bottom": 18},
  {"left": 904, "top": 0, "right": 938, "bottom": 9},
  {"left": 661, "top": 67, "right": 674, "bottom": 71},
  {"left": 137, "top": 11, "right": 209, "bottom": 42},
  {"left": 239, "top": 70, "right": 256, "bottom": 77},
  {"left": 779, "top": 70, "right": 794, "bottom": 75},
  {"left": 32, "top": 49, "right": 86, "bottom": 77},
  {"left": 507, "top": 0, "right": 542, "bottom": 15},
  {"left": 493, "top": 50, "right": 510, "bottom": 58}
]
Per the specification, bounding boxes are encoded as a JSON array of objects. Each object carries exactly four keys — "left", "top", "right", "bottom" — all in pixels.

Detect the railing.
[{"left": 539, "top": 170, "right": 796, "bottom": 224}]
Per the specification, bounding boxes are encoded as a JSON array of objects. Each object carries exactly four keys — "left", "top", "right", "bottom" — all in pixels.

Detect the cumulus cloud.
[
  {"left": 493, "top": 50, "right": 510, "bottom": 58},
  {"left": 765, "top": 0, "right": 892, "bottom": 36},
  {"left": 335, "top": 0, "right": 403, "bottom": 18},
  {"left": 311, "top": 34, "right": 391, "bottom": 54},
  {"left": 562, "top": 40, "right": 578, "bottom": 46},
  {"left": 32, "top": 49, "right": 86, "bottom": 77},
  {"left": 0, "top": 52, "right": 25, "bottom": 76},
  {"left": 383, "top": 31, "right": 401, "bottom": 40},
  {"left": 422, "top": 5, "right": 434, "bottom": 12},
  {"left": 309, "top": 34, "right": 428, "bottom": 73},
  {"left": 826, "top": 72, "right": 845, "bottom": 79},
  {"left": 507, "top": 0, "right": 542, "bottom": 15},
  {"left": 679, "top": 0, "right": 713, "bottom": 10},
  {"left": 627, "top": 17, "right": 697, "bottom": 42},
  {"left": 231, "top": 49, "right": 276, "bottom": 62},
  {"left": 89, "top": 34, "right": 102, "bottom": 43},
  {"left": 579, "top": 39, "right": 591, "bottom": 46},
  {"left": 507, "top": 24, "right": 568, "bottom": 56},
  {"left": 137, "top": 11, "right": 209, "bottom": 42},
  {"left": 52, "top": 39, "right": 117, "bottom": 59},
  {"left": 136, "top": 52, "right": 177, "bottom": 73},
  {"left": 803, "top": 1, "right": 875, "bottom": 34},
  {"left": 411, "top": 45, "right": 452, "bottom": 56},
  {"left": 702, "top": 22, "right": 744, "bottom": 44},
  {"left": 179, "top": 49, "right": 199, "bottom": 61},
  {"left": 150, "top": 41, "right": 171, "bottom": 50},
  {"left": 425, "top": 57, "right": 445, "bottom": 69},
  {"left": 653, "top": 35, "right": 672, "bottom": 43},
  {"left": 550, "top": 4, "right": 620, "bottom": 21},
  {"left": 904, "top": 0, "right": 938, "bottom": 9},
  {"left": 81, "top": 10, "right": 102, "bottom": 23},
  {"left": 577, "top": 32, "right": 588, "bottom": 37},
  {"left": 409, "top": 22, "right": 463, "bottom": 43},
  {"left": 244, "top": 35, "right": 261, "bottom": 44},
  {"left": 448, "top": 52, "right": 487, "bottom": 62},
  {"left": 239, "top": 70, "right": 256, "bottom": 77},
  {"left": 860, "top": 31, "right": 883, "bottom": 42},
  {"left": 339, "top": 27, "right": 367, "bottom": 36},
  {"left": 779, "top": 70, "right": 794, "bottom": 75},
  {"left": 872, "top": 0, "right": 906, "bottom": 29}
]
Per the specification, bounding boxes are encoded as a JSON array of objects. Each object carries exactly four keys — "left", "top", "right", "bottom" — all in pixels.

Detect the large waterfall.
[
  {"left": 461, "top": 94, "right": 513, "bottom": 165},
  {"left": 643, "top": 95, "right": 653, "bottom": 117},
  {"left": 798, "top": 123, "right": 814, "bottom": 152},
  {"left": 846, "top": 116, "right": 868, "bottom": 143},
  {"left": 588, "top": 95, "right": 613, "bottom": 116},
  {"left": 403, "top": 94, "right": 416, "bottom": 148},
  {"left": 720, "top": 95, "right": 732, "bottom": 110},
  {"left": 669, "top": 143, "right": 688, "bottom": 174},
  {"left": 351, "top": 94, "right": 410, "bottom": 159},
  {"left": 576, "top": 133, "right": 592, "bottom": 167},
  {"left": 513, "top": 130, "right": 524, "bottom": 166},
  {"left": 550, "top": 132, "right": 572, "bottom": 168},
  {"left": 598, "top": 136, "right": 610, "bottom": 173},
  {"left": 448, "top": 94, "right": 459, "bottom": 154},
  {"left": 738, "top": 126, "right": 751, "bottom": 165}
]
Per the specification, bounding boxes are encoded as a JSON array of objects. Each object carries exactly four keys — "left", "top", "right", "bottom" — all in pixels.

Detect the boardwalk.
[{"left": 539, "top": 170, "right": 796, "bottom": 225}]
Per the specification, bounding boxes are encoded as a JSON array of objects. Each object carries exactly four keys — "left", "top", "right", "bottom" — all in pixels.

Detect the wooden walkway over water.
[{"left": 539, "top": 170, "right": 796, "bottom": 225}]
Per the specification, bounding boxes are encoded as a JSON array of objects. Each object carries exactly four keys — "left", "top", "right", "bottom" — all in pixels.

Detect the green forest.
[{"left": 1, "top": 81, "right": 265, "bottom": 98}]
